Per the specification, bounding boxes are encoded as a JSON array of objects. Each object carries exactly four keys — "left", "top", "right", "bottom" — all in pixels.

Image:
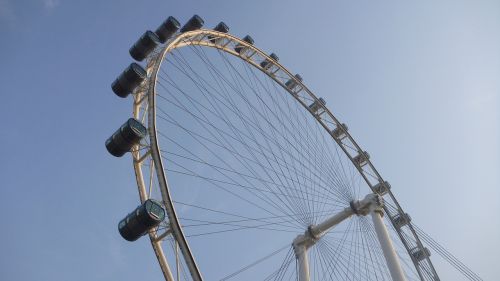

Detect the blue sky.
[{"left": 0, "top": 0, "right": 499, "bottom": 280}]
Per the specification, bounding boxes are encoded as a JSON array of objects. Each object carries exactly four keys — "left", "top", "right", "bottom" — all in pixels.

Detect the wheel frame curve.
[{"left": 129, "top": 29, "right": 439, "bottom": 281}]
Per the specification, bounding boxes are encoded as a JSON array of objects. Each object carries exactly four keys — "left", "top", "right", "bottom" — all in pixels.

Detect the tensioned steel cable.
[
  {"left": 157, "top": 61, "right": 344, "bottom": 223},
  {"left": 174, "top": 44, "right": 354, "bottom": 208},
  {"left": 158, "top": 60, "right": 314, "bottom": 223},
  {"left": 382, "top": 201, "right": 482, "bottom": 281},
  {"left": 413, "top": 225, "right": 482, "bottom": 281},
  {"left": 218, "top": 244, "right": 291, "bottom": 280},
  {"left": 152, "top": 40, "right": 423, "bottom": 280},
  {"left": 189, "top": 43, "right": 355, "bottom": 202}
]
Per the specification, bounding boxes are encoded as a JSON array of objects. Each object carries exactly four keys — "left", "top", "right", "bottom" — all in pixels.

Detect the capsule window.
[
  {"left": 146, "top": 199, "right": 165, "bottom": 221},
  {"left": 128, "top": 118, "right": 148, "bottom": 137}
]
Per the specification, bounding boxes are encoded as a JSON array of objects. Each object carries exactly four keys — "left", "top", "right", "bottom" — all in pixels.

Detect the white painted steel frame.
[
  {"left": 294, "top": 211, "right": 408, "bottom": 281},
  {"left": 293, "top": 206, "right": 354, "bottom": 281},
  {"left": 130, "top": 29, "right": 440, "bottom": 281},
  {"left": 293, "top": 194, "right": 407, "bottom": 281},
  {"left": 371, "top": 211, "right": 407, "bottom": 281}
]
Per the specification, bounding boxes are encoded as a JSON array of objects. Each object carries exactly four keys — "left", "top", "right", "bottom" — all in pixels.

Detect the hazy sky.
[{"left": 0, "top": 0, "right": 498, "bottom": 280}]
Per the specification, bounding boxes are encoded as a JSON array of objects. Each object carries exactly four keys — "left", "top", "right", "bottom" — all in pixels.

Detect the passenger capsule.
[
  {"left": 353, "top": 151, "right": 370, "bottom": 167},
  {"left": 105, "top": 118, "right": 147, "bottom": 157},
  {"left": 234, "top": 35, "right": 254, "bottom": 54},
  {"left": 118, "top": 199, "right": 166, "bottom": 241},
  {"left": 410, "top": 247, "right": 430, "bottom": 262},
  {"left": 260, "top": 53, "right": 279, "bottom": 69},
  {"left": 285, "top": 74, "right": 303, "bottom": 92},
  {"left": 111, "top": 63, "right": 147, "bottom": 98},
  {"left": 373, "top": 181, "right": 391, "bottom": 195},
  {"left": 392, "top": 213, "right": 411, "bottom": 228},
  {"left": 180, "top": 15, "right": 204, "bottom": 33},
  {"left": 208, "top": 22, "right": 229, "bottom": 43},
  {"left": 332, "top": 123, "right": 348, "bottom": 140},
  {"left": 309, "top": 98, "right": 326, "bottom": 114},
  {"left": 155, "top": 16, "right": 180, "bottom": 43},
  {"left": 129, "top": 31, "right": 160, "bottom": 61}
]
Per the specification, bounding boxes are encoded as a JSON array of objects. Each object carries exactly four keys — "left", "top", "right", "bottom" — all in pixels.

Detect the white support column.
[
  {"left": 293, "top": 206, "right": 354, "bottom": 281},
  {"left": 371, "top": 210, "right": 407, "bottom": 281},
  {"left": 296, "top": 244, "right": 310, "bottom": 281},
  {"left": 292, "top": 194, "right": 406, "bottom": 281}
]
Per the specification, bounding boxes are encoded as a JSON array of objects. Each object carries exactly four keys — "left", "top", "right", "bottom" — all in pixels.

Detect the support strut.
[
  {"left": 371, "top": 210, "right": 407, "bottom": 281},
  {"left": 292, "top": 194, "right": 407, "bottom": 281}
]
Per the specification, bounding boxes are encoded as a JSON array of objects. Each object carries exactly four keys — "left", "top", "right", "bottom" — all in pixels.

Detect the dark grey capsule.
[
  {"left": 130, "top": 31, "right": 160, "bottom": 61},
  {"left": 111, "top": 63, "right": 146, "bottom": 98},
  {"left": 285, "top": 74, "right": 303, "bottom": 90},
  {"left": 180, "top": 14, "right": 204, "bottom": 33},
  {"left": 105, "top": 118, "right": 147, "bottom": 157},
  {"left": 119, "top": 199, "right": 165, "bottom": 241},
  {"left": 235, "top": 35, "right": 254, "bottom": 54},
  {"left": 214, "top": 21, "right": 229, "bottom": 33},
  {"left": 155, "top": 16, "right": 180, "bottom": 43},
  {"left": 260, "top": 53, "right": 279, "bottom": 68},
  {"left": 208, "top": 21, "right": 229, "bottom": 43}
]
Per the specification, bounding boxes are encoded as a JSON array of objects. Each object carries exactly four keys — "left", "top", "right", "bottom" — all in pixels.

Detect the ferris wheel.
[{"left": 106, "top": 15, "right": 482, "bottom": 281}]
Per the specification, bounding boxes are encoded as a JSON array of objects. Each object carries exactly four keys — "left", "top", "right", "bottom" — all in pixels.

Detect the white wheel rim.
[{"left": 129, "top": 29, "right": 439, "bottom": 281}]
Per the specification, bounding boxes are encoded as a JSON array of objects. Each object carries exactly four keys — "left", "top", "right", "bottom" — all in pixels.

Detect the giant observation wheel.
[{"left": 106, "top": 15, "right": 475, "bottom": 281}]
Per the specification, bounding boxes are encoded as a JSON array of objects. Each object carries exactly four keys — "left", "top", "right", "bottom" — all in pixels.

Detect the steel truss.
[{"left": 129, "top": 29, "right": 440, "bottom": 281}]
